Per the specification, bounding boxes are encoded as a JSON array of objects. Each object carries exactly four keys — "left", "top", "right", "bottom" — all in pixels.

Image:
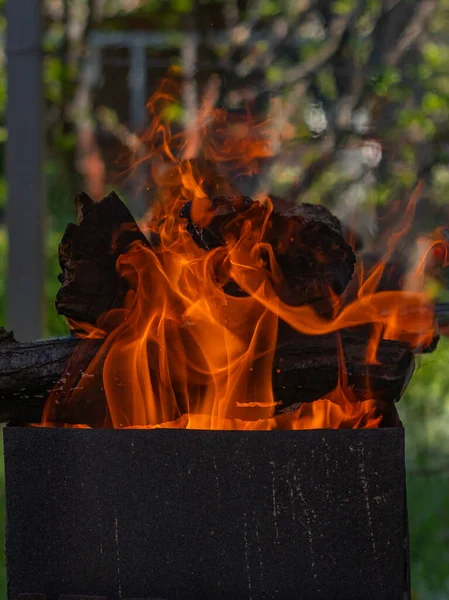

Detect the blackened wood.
[
  {"left": 0, "top": 329, "right": 80, "bottom": 422},
  {"left": 0, "top": 187, "right": 430, "bottom": 424},
  {"left": 180, "top": 196, "right": 356, "bottom": 305},
  {"left": 0, "top": 327, "right": 412, "bottom": 425},
  {"left": 50, "top": 332, "right": 411, "bottom": 427},
  {"left": 273, "top": 324, "right": 413, "bottom": 424},
  {"left": 39, "top": 337, "right": 106, "bottom": 427},
  {"left": 56, "top": 191, "right": 150, "bottom": 326}
]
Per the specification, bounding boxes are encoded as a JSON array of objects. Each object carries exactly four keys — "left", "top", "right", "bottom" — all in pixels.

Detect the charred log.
[
  {"left": 0, "top": 191, "right": 436, "bottom": 426},
  {"left": 0, "top": 329, "right": 85, "bottom": 422},
  {"left": 56, "top": 191, "right": 150, "bottom": 327},
  {"left": 41, "top": 336, "right": 108, "bottom": 427},
  {"left": 179, "top": 196, "right": 356, "bottom": 305},
  {"left": 274, "top": 324, "right": 413, "bottom": 420},
  {"left": 0, "top": 328, "right": 414, "bottom": 425}
]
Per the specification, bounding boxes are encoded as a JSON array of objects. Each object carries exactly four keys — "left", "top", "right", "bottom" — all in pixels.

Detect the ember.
[{"left": 35, "top": 79, "right": 440, "bottom": 430}]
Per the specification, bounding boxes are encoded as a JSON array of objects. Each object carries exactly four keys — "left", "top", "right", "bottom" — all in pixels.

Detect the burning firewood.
[
  {"left": 0, "top": 190, "right": 440, "bottom": 426},
  {"left": 179, "top": 195, "right": 356, "bottom": 306},
  {"left": 0, "top": 326, "right": 413, "bottom": 426}
]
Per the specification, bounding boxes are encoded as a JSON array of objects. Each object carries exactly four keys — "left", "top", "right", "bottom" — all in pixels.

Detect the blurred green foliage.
[{"left": 401, "top": 340, "right": 449, "bottom": 597}]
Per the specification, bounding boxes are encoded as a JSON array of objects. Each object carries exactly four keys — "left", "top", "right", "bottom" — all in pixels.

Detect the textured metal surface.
[
  {"left": 4, "top": 427, "right": 409, "bottom": 600},
  {"left": 18, "top": 596, "right": 161, "bottom": 600}
]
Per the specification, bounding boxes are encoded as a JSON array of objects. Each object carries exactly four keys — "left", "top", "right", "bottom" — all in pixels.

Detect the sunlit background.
[{"left": 1, "top": 0, "right": 449, "bottom": 597}]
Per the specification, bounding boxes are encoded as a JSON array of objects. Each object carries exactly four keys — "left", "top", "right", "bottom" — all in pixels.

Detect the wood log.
[
  {"left": 0, "top": 328, "right": 82, "bottom": 422},
  {"left": 179, "top": 196, "right": 356, "bottom": 305},
  {"left": 0, "top": 327, "right": 413, "bottom": 425},
  {"left": 0, "top": 190, "right": 433, "bottom": 426},
  {"left": 56, "top": 191, "right": 150, "bottom": 326}
]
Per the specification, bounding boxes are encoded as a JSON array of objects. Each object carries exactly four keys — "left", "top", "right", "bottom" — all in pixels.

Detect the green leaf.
[
  {"left": 266, "top": 66, "right": 285, "bottom": 83},
  {"left": 315, "top": 69, "right": 337, "bottom": 101},
  {"left": 260, "top": 0, "right": 280, "bottom": 17},
  {"left": 171, "top": 0, "right": 193, "bottom": 12},
  {"left": 370, "top": 67, "right": 401, "bottom": 96},
  {"left": 333, "top": 0, "right": 357, "bottom": 15},
  {"left": 422, "top": 92, "right": 448, "bottom": 114},
  {"left": 423, "top": 42, "right": 445, "bottom": 69}
]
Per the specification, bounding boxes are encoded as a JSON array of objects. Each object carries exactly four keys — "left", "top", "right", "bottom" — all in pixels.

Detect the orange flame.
[{"left": 42, "top": 78, "right": 437, "bottom": 430}]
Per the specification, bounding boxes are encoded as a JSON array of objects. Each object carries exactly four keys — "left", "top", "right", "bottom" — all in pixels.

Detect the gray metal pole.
[
  {"left": 128, "top": 42, "right": 148, "bottom": 219},
  {"left": 130, "top": 42, "right": 148, "bottom": 132},
  {"left": 6, "top": 0, "right": 45, "bottom": 341}
]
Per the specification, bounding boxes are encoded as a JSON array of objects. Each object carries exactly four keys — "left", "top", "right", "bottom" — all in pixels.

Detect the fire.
[{"left": 42, "top": 78, "right": 438, "bottom": 430}]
